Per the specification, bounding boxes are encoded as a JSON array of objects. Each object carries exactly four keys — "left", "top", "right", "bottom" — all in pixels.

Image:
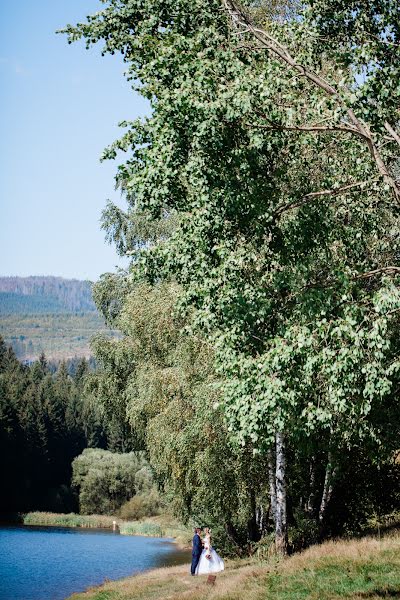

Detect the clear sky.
[{"left": 0, "top": 0, "right": 149, "bottom": 281}]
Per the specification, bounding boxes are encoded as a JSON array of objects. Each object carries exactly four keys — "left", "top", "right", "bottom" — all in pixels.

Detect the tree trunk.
[
  {"left": 268, "top": 446, "right": 277, "bottom": 524},
  {"left": 256, "top": 504, "right": 266, "bottom": 536},
  {"left": 306, "top": 457, "right": 317, "bottom": 517},
  {"left": 247, "top": 489, "right": 260, "bottom": 542},
  {"left": 318, "top": 452, "right": 337, "bottom": 527},
  {"left": 225, "top": 521, "right": 241, "bottom": 547},
  {"left": 275, "top": 431, "right": 288, "bottom": 555}
]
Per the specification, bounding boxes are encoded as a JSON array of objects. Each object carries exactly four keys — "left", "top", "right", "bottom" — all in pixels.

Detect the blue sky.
[{"left": 0, "top": 0, "right": 149, "bottom": 281}]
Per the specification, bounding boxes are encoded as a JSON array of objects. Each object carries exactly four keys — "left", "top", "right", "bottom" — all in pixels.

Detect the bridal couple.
[{"left": 191, "top": 527, "right": 225, "bottom": 576}]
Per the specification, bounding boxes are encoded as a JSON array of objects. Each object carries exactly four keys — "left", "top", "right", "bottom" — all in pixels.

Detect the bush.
[
  {"left": 119, "top": 489, "right": 162, "bottom": 520},
  {"left": 72, "top": 448, "right": 154, "bottom": 515},
  {"left": 134, "top": 466, "right": 154, "bottom": 493},
  {"left": 288, "top": 517, "right": 320, "bottom": 553},
  {"left": 253, "top": 532, "right": 276, "bottom": 561}
]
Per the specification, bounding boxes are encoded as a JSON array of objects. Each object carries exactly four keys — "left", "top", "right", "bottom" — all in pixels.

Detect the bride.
[{"left": 196, "top": 528, "right": 224, "bottom": 575}]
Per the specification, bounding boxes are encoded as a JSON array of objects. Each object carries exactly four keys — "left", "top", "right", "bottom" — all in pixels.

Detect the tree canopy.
[{"left": 62, "top": 0, "right": 400, "bottom": 553}]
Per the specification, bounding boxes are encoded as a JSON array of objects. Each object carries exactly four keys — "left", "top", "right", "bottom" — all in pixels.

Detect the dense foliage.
[
  {"left": 62, "top": 0, "right": 400, "bottom": 553},
  {"left": 80, "top": 281, "right": 400, "bottom": 552},
  {"left": 72, "top": 448, "right": 153, "bottom": 514},
  {"left": 89, "top": 283, "right": 274, "bottom": 550},
  {"left": 0, "top": 338, "right": 116, "bottom": 513}
]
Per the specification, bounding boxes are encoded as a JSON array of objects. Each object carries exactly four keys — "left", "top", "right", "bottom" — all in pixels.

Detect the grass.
[
  {"left": 67, "top": 530, "right": 400, "bottom": 600},
  {"left": 23, "top": 512, "right": 192, "bottom": 546},
  {"left": 117, "top": 515, "right": 191, "bottom": 547},
  {"left": 138, "top": 515, "right": 193, "bottom": 547},
  {"left": 119, "top": 522, "right": 163, "bottom": 537},
  {"left": 23, "top": 512, "right": 118, "bottom": 529}
]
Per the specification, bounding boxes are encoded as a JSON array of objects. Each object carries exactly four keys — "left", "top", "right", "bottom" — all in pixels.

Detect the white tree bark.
[
  {"left": 275, "top": 431, "right": 288, "bottom": 554},
  {"left": 268, "top": 446, "right": 277, "bottom": 524},
  {"left": 306, "top": 457, "right": 317, "bottom": 516}
]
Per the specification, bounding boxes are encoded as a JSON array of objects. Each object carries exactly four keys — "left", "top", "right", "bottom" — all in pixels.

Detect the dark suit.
[{"left": 191, "top": 533, "right": 203, "bottom": 575}]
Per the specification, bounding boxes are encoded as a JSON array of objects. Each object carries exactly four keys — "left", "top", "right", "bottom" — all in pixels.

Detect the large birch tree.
[{"left": 62, "top": 0, "right": 400, "bottom": 554}]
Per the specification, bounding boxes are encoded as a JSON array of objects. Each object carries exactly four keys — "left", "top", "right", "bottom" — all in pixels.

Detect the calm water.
[{"left": 0, "top": 525, "right": 190, "bottom": 600}]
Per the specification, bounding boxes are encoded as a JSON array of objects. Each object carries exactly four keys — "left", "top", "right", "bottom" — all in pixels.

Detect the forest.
[
  {"left": 1, "top": 0, "right": 399, "bottom": 563},
  {"left": 59, "top": 0, "right": 400, "bottom": 556},
  {"left": 0, "top": 276, "right": 96, "bottom": 313},
  {"left": 0, "top": 338, "right": 141, "bottom": 515},
  {"left": 1, "top": 313, "right": 119, "bottom": 361}
]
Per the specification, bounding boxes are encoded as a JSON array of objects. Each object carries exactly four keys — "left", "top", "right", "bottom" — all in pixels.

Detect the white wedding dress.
[{"left": 196, "top": 535, "right": 224, "bottom": 575}]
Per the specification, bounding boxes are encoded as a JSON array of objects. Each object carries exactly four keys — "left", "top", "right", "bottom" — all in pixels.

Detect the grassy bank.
[
  {"left": 23, "top": 512, "right": 192, "bottom": 546},
  {"left": 23, "top": 512, "right": 118, "bottom": 529},
  {"left": 67, "top": 530, "right": 400, "bottom": 600},
  {"left": 119, "top": 515, "right": 192, "bottom": 547}
]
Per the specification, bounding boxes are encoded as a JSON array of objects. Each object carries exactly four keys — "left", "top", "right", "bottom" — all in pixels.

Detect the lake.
[{"left": 0, "top": 525, "right": 190, "bottom": 600}]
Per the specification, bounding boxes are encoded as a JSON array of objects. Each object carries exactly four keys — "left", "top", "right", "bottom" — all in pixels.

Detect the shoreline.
[
  {"left": 66, "top": 530, "right": 400, "bottom": 600},
  {"left": 0, "top": 518, "right": 191, "bottom": 600},
  {"left": 21, "top": 511, "right": 192, "bottom": 549}
]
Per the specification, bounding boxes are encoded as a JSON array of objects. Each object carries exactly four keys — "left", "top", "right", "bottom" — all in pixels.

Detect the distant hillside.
[
  {"left": 0, "top": 276, "right": 119, "bottom": 361},
  {"left": 0, "top": 313, "right": 118, "bottom": 362},
  {"left": 0, "top": 276, "right": 96, "bottom": 314}
]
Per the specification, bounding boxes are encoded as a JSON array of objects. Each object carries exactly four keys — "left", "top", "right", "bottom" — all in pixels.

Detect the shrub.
[
  {"left": 288, "top": 517, "right": 320, "bottom": 553},
  {"left": 253, "top": 532, "right": 276, "bottom": 561},
  {"left": 134, "top": 466, "right": 154, "bottom": 493},
  {"left": 119, "top": 489, "right": 162, "bottom": 520},
  {"left": 72, "top": 448, "right": 154, "bottom": 515}
]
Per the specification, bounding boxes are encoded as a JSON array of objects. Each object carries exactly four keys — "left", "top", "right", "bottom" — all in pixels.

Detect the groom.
[{"left": 191, "top": 527, "right": 203, "bottom": 576}]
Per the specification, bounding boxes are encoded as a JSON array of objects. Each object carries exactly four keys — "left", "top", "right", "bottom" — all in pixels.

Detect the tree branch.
[
  {"left": 247, "top": 121, "right": 369, "bottom": 141},
  {"left": 384, "top": 122, "right": 400, "bottom": 148},
  {"left": 275, "top": 180, "right": 373, "bottom": 216},
  {"left": 222, "top": 0, "right": 400, "bottom": 204},
  {"left": 355, "top": 267, "right": 400, "bottom": 280}
]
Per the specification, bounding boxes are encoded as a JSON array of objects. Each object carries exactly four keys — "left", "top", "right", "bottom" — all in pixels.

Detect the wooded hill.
[
  {"left": 0, "top": 276, "right": 118, "bottom": 361},
  {"left": 0, "top": 276, "right": 96, "bottom": 314}
]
